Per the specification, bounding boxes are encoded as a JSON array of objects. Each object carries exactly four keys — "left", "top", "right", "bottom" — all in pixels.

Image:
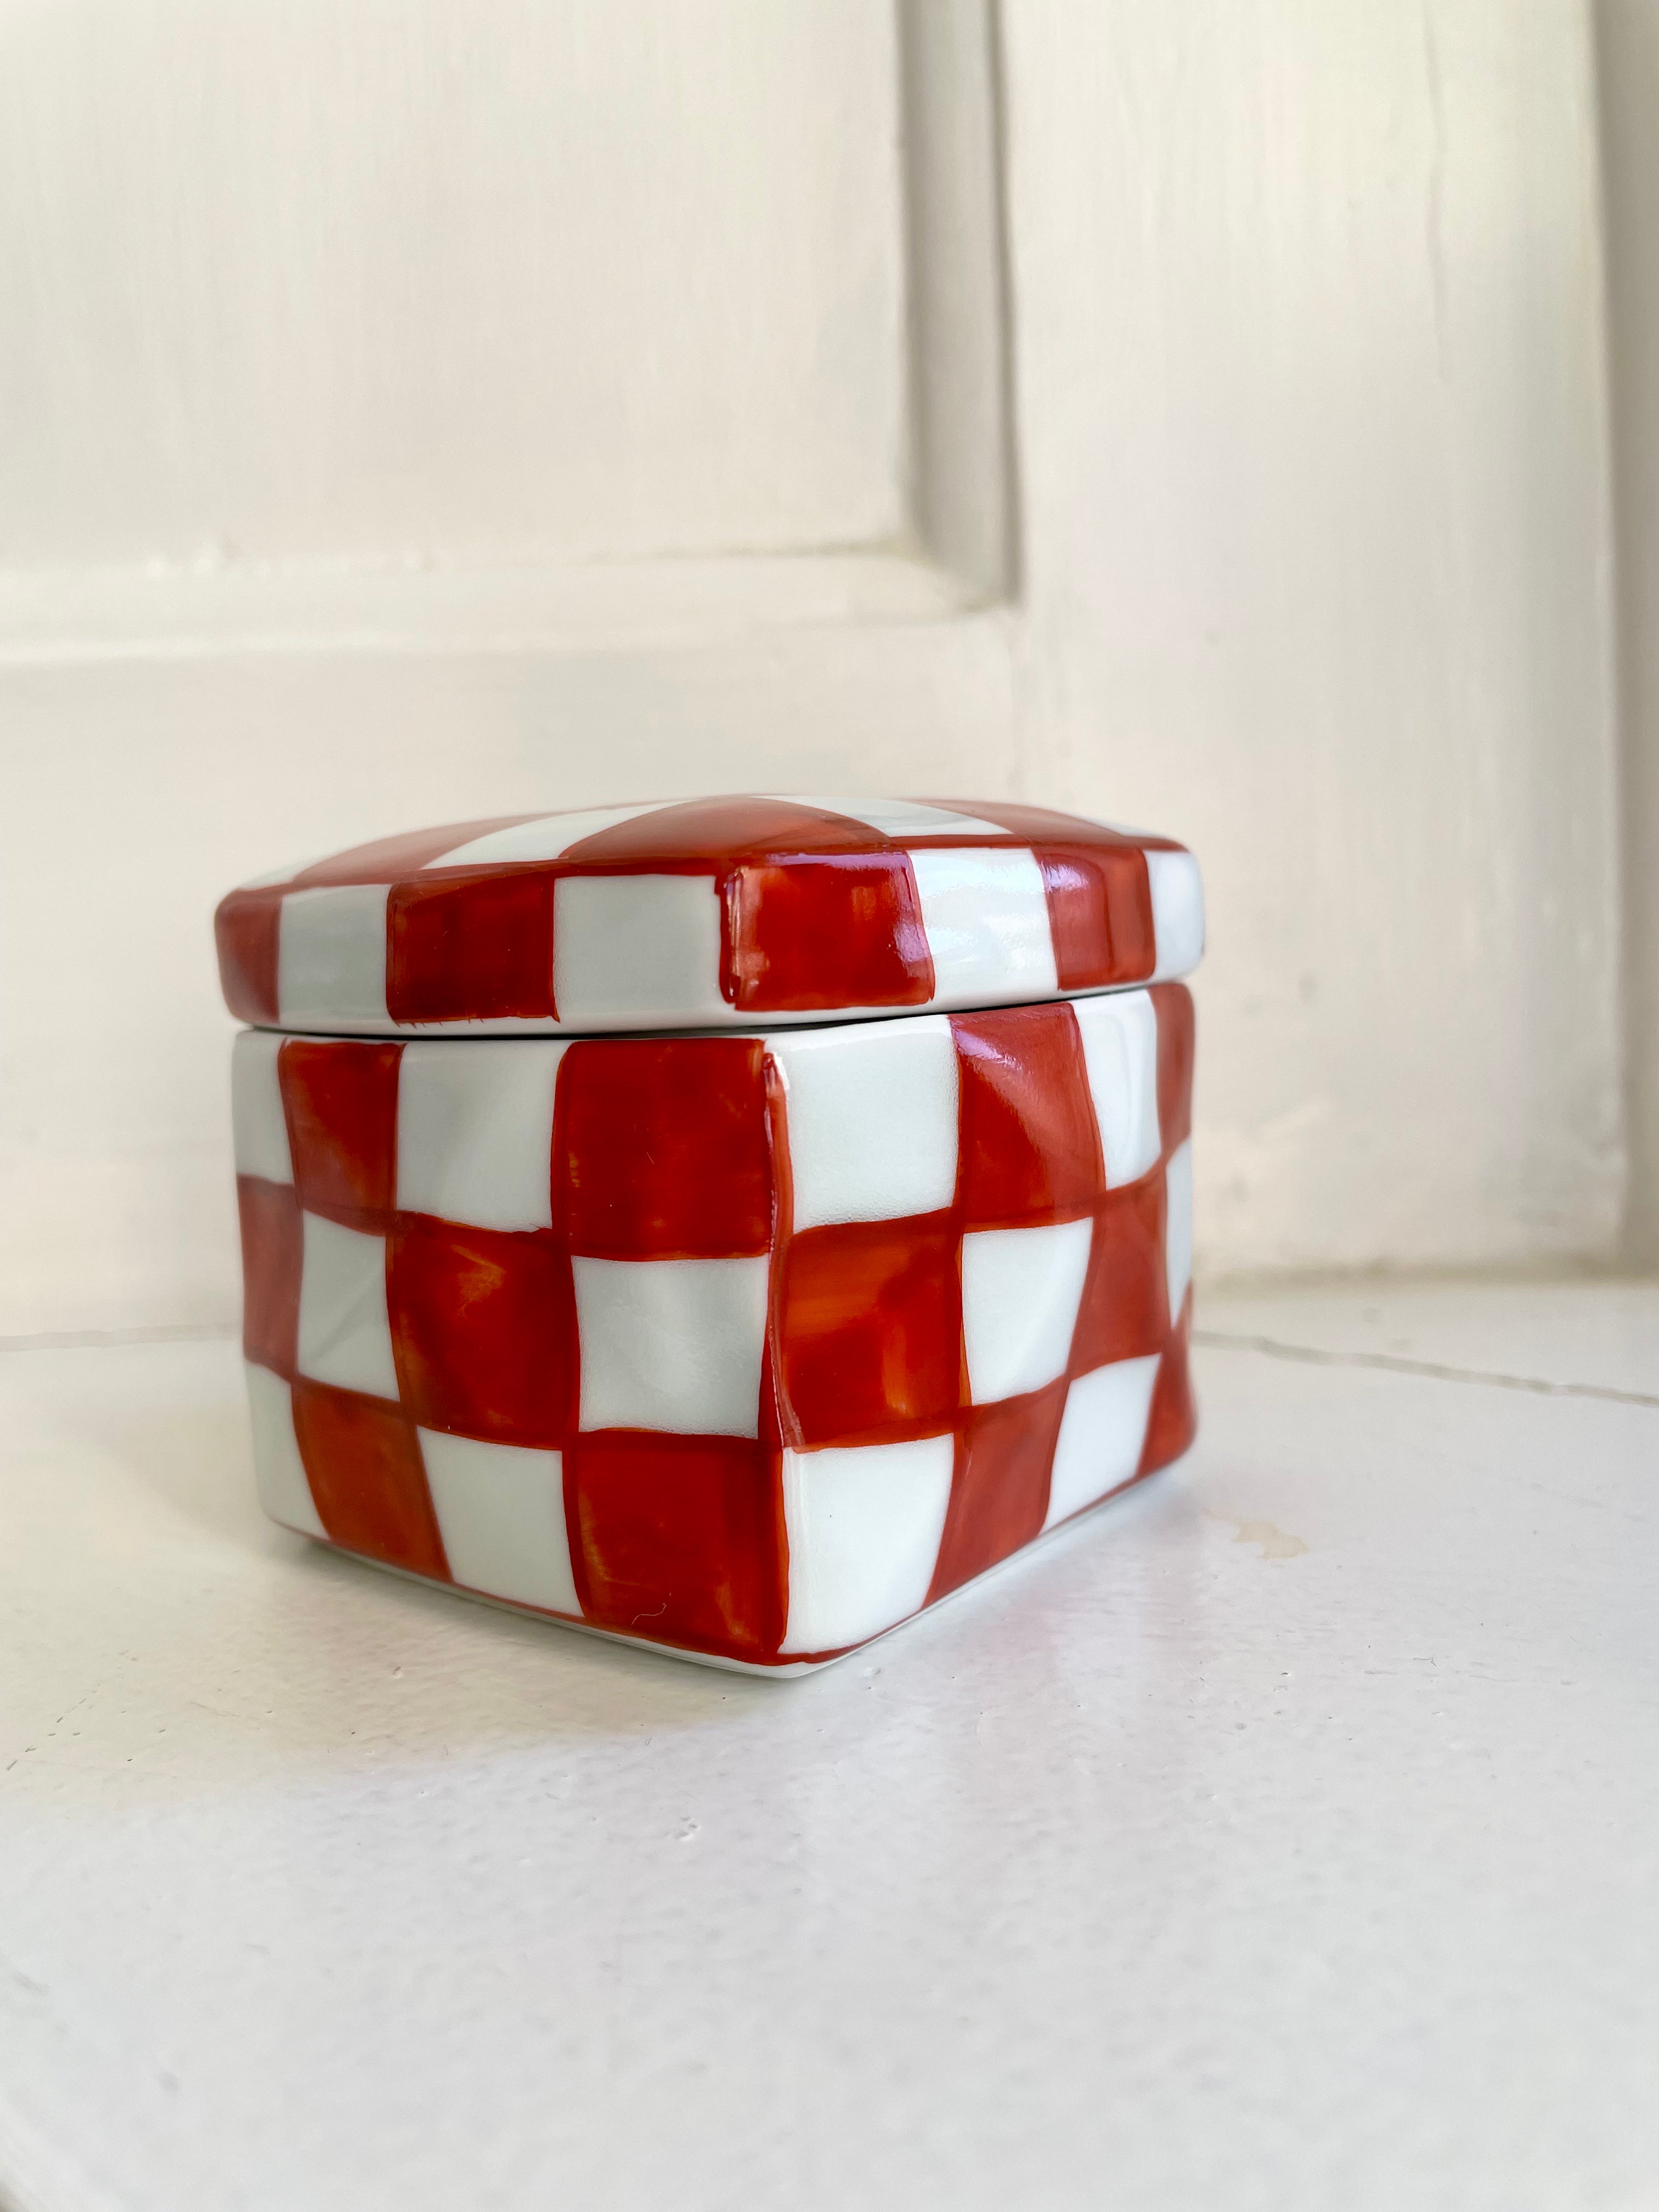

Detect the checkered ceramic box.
[{"left": 220, "top": 797, "right": 1201, "bottom": 1672}]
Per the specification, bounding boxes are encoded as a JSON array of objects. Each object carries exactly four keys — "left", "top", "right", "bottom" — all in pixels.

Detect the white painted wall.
[
  {"left": 0, "top": 0, "right": 1629, "bottom": 1334},
  {"left": 1596, "top": 0, "right": 1659, "bottom": 1262},
  {"left": 0, "top": 0, "right": 908, "bottom": 567},
  {"left": 1004, "top": 0, "right": 1622, "bottom": 1274}
]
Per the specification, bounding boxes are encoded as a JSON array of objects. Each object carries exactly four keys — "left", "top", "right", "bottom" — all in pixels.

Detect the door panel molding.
[
  {"left": 0, "top": 0, "right": 1017, "bottom": 666},
  {"left": 898, "top": 0, "right": 1019, "bottom": 605}
]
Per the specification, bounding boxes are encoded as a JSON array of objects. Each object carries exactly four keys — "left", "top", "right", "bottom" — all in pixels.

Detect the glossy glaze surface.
[
  {"left": 215, "top": 794, "right": 1204, "bottom": 1035},
  {"left": 232, "top": 989, "right": 1197, "bottom": 1668}
]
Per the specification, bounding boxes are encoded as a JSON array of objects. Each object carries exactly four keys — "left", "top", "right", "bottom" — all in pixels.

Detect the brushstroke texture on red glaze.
[
  {"left": 724, "top": 856, "right": 935, "bottom": 1012},
  {"left": 569, "top": 1432, "right": 787, "bottom": 1665},
  {"left": 279, "top": 1039, "right": 400, "bottom": 1228},
  {"left": 387, "top": 871, "right": 557, "bottom": 1025},
  {"left": 561, "top": 1038, "right": 771, "bottom": 1259},
  {"left": 388, "top": 1220, "right": 575, "bottom": 1448},
  {"left": 215, "top": 794, "right": 1198, "bottom": 1033},
  {"left": 291, "top": 1381, "right": 449, "bottom": 1579},
  {"left": 215, "top": 888, "right": 283, "bottom": 1024},
  {"left": 929, "top": 1384, "right": 1069, "bottom": 1602},
  {"left": 235, "top": 990, "right": 1196, "bottom": 1668}
]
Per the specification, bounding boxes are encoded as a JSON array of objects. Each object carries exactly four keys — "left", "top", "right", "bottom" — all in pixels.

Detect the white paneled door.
[{"left": 0, "top": 0, "right": 1622, "bottom": 1330}]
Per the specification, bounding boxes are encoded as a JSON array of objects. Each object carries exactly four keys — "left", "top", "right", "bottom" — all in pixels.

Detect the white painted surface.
[
  {"left": 1194, "top": 1271, "right": 1659, "bottom": 1400},
  {"left": 0, "top": 0, "right": 907, "bottom": 568},
  {"left": 1596, "top": 0, "right": 1659, "bottom": 1257},
  {"left": 1005, "top": 0, "right": 1622, "bottom": 1271},
  {"left": 4, "top": 1280, "right": 1657, "bottom": 2210},
  {"left": 0, "top": 0, "right": 1630, "bottom": 1330}
]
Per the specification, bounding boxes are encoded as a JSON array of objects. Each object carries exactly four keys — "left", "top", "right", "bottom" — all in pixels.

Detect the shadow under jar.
[{"left": 215, "top": 793, "right": 1202, "bottom": 1673}]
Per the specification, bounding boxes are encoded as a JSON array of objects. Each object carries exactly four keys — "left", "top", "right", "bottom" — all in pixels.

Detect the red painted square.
[
  {"left": 1138, "top": 1295, "right": 1197, "bottom": 1476},
  {"left": 568, "top": 1432, "right": 785, "bottom": 1662},
  {"left": 279, "top": 1039, "right": 401, "bottom": 1229},
  {"left": 1069, "top": 1181, "right": 1168, "bottom": 1372},
  {"left": 559, "top": 797, "right": 874, "bottom": 863},
  {"left": 1101, "top": 844, "right": 1160, "bottom": 983},
  {"left": 291, "top": 1380, "right": 448, "bottom": 1577},
  {"left": 776, "top": 1218, "right": 963, "bottom": 1448},
  {"left": 1037, "top": 843, "right": 1157, "bottom": 989},
  {"left": 388, "top": 1217, "right": 575, "bottom": 1448},
  {"left": 561, "top": 1037, "right": 772, "bottom": 1258},
  {"left": 953, "top": 1005, "right": 1102, "bottom": 1228},
  {"left": 215, "top": 887, "right": 283, "bottom": 1024},
  {"left": 238, "top": 1174, "right": 302, "bottom": 1379},
  {"left": 1152, "top": 982, "right": 1195, "bottom": 1156},
  {"left": 725, "top": 855, "right": 934, "bottom": 1013},
  {"left": 387, "top": 872, "right": 555, "bottom": 1025},
  {"left": 928, "top": 1381, "right": 1067, "bottom": 1602}
]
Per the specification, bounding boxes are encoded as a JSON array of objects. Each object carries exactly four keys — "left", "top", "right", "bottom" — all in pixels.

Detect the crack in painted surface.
[
  {"left": 0, "top": 1323, "right": 238, "bottom": 1356},
  {"left": 1194, "top": 1328, "right": 1659, "bottom": 1411}
]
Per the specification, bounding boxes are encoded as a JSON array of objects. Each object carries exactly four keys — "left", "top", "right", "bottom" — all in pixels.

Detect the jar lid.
[{"left": 215, "top": 794, "right": 1203, "bottom": 1035}]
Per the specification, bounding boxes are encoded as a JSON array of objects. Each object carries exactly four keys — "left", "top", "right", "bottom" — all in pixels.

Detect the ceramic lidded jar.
[{"left": 215, "top": 795, "right": 1203, "bottom": 1673}]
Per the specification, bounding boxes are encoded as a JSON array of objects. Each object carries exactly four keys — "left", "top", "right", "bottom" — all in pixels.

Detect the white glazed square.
[
  {"left": 780, "top": 1433, "right": 955, "bottom": 1653},
  {"left": 419, "top": 1430, "right": 578, "bottom": 1615},
  {"left": 1074, "top": 989, "right": 1161, "bottom": 1186},
  {"left": 769, "top": 1014, "right": 958, "bottom": 1230},
  {"left": 961, "top": 1216, "right": 1093, "bottom": 1403},
  {"left": 1146, "top": 848, "right": 1206, "bottom": 981},
  {"left": 552, "top": 873, "right": 725, "bottom": 1025},
  {"left": 1043, "top": 1354, "right": 1163, "bottom": 1529},
  {"left": 296, "top": 1213, "right": 400, "bottom": 1401},
  {"left": 905, "top": 844, "right": 1059, "bottom": 1005},
  {"left": 572, "top": 1254, "right": 770, "bottom": 1436},
  {"left": 396, "top": 1040, "right": 565, "bottom": 1231},
  {"left": 278, "top": 884, "right": 390, "bottom": 1028}
]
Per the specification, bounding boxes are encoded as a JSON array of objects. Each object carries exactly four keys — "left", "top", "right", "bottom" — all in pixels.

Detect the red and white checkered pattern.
[
  {"left": 234, "top": 986, "right": 1198, "bottom": 1672},
  {"left": 216, "top": 795, "right": 1204, "bottom": 1036}
]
